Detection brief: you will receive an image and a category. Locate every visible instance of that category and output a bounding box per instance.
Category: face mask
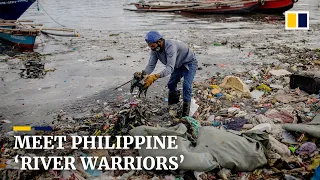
[151,43,161,52]
[155,45,161,52]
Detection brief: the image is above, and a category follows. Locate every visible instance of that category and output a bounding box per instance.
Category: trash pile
[0,51,50,79]
[253,46,320,68]
[0,103,155,179]
[19,60,46,79]
[1,49,320,179]
[173,63,320,179]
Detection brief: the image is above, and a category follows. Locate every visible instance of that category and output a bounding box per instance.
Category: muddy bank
[1,22,320,130]
[0,45,319,179]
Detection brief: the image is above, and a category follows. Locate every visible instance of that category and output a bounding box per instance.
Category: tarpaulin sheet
[129,124,267,172]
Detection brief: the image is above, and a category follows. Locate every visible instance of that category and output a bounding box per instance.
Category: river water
[22,0,320,31]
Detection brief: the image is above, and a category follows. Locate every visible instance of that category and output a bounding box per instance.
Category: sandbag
[129,124,218,172]
[309,114,320,125]
[130,124,267,172]
[283,124,320,138]
[193,127,267,172]
[219,76,251,98]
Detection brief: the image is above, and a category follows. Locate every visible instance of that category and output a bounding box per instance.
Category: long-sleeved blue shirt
[144,39,196,78]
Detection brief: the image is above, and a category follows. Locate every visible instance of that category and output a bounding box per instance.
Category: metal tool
[114,71,149,97]
[114,80,131,91]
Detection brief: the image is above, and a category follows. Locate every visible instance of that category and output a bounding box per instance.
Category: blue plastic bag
[81,153,103,177]
[312,166,320,180]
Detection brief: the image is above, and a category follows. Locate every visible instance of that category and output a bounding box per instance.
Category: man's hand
[143,74,160,89]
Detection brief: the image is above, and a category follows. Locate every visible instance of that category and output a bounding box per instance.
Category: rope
[37,0,66,27]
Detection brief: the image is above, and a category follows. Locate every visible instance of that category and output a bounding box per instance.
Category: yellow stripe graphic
[13,126,31,131]
[287,13,297,28]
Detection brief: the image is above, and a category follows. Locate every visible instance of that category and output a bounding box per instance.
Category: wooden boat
[132,1,200,9]
[205,0,295,13]
[0,30,39,50]
[131,0,261,14]
[0,20,41,50]
[0,20,77,50]
[183,0,260,13]
[254,0,295,14]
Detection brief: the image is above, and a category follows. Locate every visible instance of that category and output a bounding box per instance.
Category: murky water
[22,0,319,31]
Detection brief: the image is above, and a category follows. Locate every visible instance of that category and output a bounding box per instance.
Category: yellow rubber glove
[144,74,160,89]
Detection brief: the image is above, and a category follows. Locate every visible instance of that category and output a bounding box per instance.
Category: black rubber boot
[168,91,180,105]
[182,101,191,117]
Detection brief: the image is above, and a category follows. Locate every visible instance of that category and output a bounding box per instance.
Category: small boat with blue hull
[0,0,36,20]
[0,20,41,50]
[0,20,78,50]
[0,28,38,50]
